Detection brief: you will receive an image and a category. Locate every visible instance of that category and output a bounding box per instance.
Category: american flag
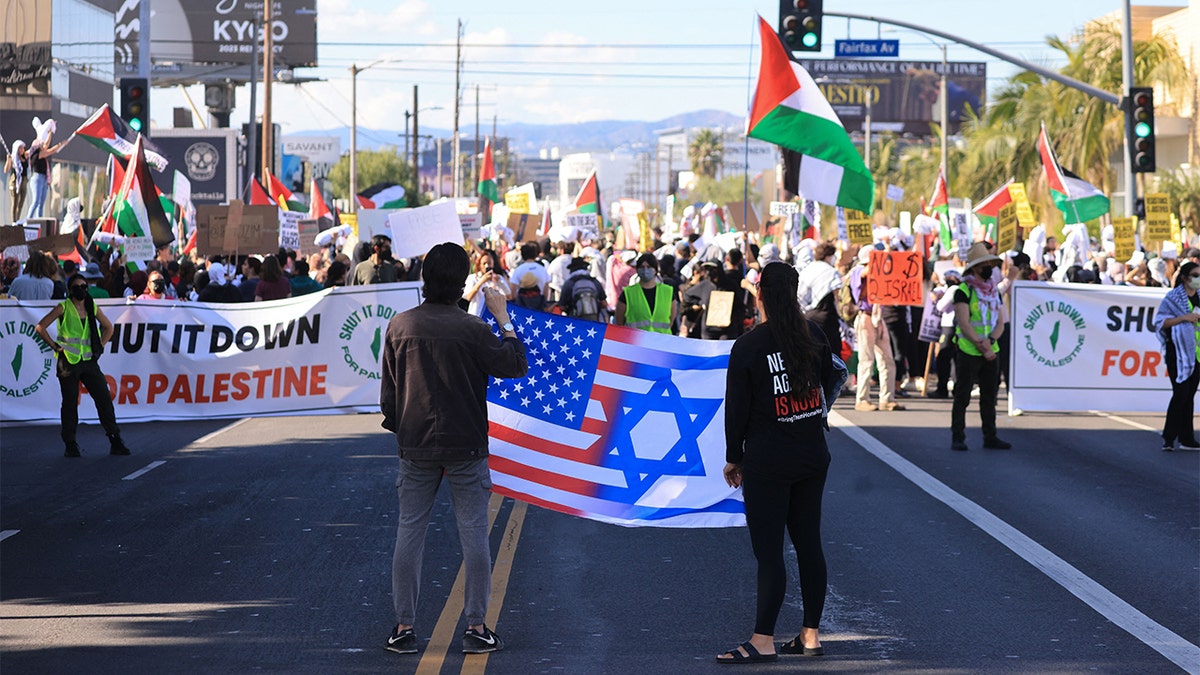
[484,305,744,528]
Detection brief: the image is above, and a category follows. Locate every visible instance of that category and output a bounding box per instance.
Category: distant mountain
[291,109,744,158]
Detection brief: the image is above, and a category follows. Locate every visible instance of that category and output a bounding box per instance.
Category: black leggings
[742,466,828,636]
[1163,341,1199,444]
[59,358,120,445]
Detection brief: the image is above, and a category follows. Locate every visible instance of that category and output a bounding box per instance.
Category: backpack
[569,278,605,322]
[836,282,859,323]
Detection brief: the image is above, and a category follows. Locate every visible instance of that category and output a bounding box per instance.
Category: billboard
[115,0,318,80]
[0,0,51,95]
[148,129,240,205]
[795,59,986,135]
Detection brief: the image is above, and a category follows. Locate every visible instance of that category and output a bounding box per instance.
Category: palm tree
[688,129,724,180]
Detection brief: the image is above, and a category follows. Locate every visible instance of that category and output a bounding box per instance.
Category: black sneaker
[108,435,131,456]
[983,437,1012,450]
[1162,440,1175,452]
[462,625,504,654]
[385,626,417,654]
[951,440,969,452]
[64,442,81,458]
[1179,438,1200,450]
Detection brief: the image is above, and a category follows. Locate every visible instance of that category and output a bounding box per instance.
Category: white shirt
[547,254,572,295]
[509,260,549,295]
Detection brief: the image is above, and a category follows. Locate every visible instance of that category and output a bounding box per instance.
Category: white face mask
[1188,276,1200,290]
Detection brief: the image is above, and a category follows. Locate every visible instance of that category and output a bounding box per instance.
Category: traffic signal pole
[1120,0,1136,217]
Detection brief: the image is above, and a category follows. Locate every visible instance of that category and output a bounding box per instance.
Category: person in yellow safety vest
[35,272,132,458]
[615,253,678,334]
[950,242,1011,452]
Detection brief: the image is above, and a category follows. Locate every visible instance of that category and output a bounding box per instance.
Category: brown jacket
[380,302,527,460]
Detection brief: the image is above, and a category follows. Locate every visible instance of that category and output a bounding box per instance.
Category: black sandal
[717,641,778,664]
[779,636,824,656]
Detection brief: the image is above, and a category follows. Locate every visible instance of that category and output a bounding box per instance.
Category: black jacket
[380,302,528,460]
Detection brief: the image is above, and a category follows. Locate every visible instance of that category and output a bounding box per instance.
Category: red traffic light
[128,86,145,99]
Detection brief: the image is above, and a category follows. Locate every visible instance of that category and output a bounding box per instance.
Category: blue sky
[156,0,1186,140]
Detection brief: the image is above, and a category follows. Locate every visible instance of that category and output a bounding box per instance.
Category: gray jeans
[392,457,493,627]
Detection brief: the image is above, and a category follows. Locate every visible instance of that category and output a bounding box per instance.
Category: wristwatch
[501,322,515,334]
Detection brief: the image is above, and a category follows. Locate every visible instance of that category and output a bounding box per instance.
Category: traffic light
[1127,86,1156,173]
[779,0,823,53]
[120,77,150,134]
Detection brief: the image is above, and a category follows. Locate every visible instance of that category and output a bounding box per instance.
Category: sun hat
[961,242,1002,273]
[81,261,104,279]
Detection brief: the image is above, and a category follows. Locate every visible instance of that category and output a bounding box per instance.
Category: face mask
[70,285,89,300]
[637,268,656,282]
[1188,276,1200,290]
[151,279,166,293]
[978,266,994,281]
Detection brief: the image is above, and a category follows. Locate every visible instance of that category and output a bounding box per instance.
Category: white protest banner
[124,235,156,262]
[769,201,799,216]
[279,211,302,250]
[388,201,464,259]
[459,213,483,240]
[886,184,904,202]
[1009,282,1175,414]
[357,208,405,241]
[172,170,192,210]
[0,284,424,423]
[918,294,942,343]
[566,213,599,234]
[835,207,849,242]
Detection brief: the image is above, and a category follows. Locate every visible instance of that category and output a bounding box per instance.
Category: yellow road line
[415,493,505,675]
[462,500,528,675]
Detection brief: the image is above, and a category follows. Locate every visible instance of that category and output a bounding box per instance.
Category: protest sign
[886,184,904,202]
[1144,193,1171,243]
[566,213,599,232]
[1111,217,1136,262]
[0,226,33,248]
[706,290,734,328]
[866,249,924,306]
[507,213,540,243]
[769,201,799,217]
[835,207,849,242]
[1008,182,1035,230]
[195,205,227,256]
[172,170,192,210]
[725,201,761,233]
[459,213,483,240]
[279,211,302,250]
[846,209,873,245]
[239,205,281,253]
[918,294,943,343]
[505,183,538,214]
[356,209,401,241]
[297,219,321,256]
[997,202,1018,253]
[223,200,244,252]
[123,236,156,262]
[389,201,464,259]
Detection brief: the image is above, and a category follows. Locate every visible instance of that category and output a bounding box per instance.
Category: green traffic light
[802,31,818,48]
[1134,121,1152,138]
[130,118,143,132]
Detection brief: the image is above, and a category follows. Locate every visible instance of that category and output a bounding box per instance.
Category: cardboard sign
[123,235,156,262]
[705,290,734,328]
[224,200,245,253]
[297,219,321,256]
[846,209,873,245]
[866,249,924,306]
[195,204,228,256]
[996,202,1018,253]
[240,205,282,253]
[1008,182,1036,230]
[1111,217,1136,262]
[0,226,29,248]
[886,184,904,202]
[507,213,540,243]
[1144,193,1171,243]
[279,211,302,250]
[388,201,466,259]
[725,201,762,233]
[769,201,799,216]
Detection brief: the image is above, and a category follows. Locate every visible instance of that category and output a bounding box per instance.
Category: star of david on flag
[483,305,744,527]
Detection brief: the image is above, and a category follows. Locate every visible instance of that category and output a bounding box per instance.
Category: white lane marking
[193,418,250,445]
[122,461,166,481]
[829,411,1200,672]
[1089,410,1158,433]
[0,530,19,542]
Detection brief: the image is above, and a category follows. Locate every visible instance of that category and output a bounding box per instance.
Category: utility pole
[452,19,463,198]
[474,84,481,196]
[261,0,274,182]
[412,85,419,192]
[1120,0,1136,217]
[436,137,443,199]
[349,63,359,211]
[864,88,873,170]
[246,15,259,200]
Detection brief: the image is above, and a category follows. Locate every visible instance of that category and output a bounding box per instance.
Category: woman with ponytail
[716,262,847,664]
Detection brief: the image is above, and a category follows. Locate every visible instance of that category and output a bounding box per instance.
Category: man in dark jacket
[379,242,528,657]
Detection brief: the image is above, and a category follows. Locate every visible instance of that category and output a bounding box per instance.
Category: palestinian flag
[266,171,305,211]
[73,104,168,172]
[308,177,333,223]
[477,137,500,203]
[973,178,1015,229]
[111,135,175,251]
[746,15,873,213]
[574,169,600,215]
[1037,123,1110,224]
[357,182,407,210]
[540,201,552,236]
[800,199,820,241]
[249,175,277,206]
[928,169,952,250]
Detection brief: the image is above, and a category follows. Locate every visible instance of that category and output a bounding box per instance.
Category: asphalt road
[2,393,1197,674]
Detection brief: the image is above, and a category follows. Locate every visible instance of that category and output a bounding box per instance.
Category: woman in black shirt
[717,262,845,663]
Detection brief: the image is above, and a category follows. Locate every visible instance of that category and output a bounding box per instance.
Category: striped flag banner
[483,305,744,528]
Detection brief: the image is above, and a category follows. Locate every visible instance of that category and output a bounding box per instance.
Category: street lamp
[349,58,397,212]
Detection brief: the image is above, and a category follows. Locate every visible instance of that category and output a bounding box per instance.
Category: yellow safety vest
[955,283,999,357]
[57,299,95,364]
[623,283,673,334]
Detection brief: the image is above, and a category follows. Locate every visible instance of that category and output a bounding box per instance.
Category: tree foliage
[688,129,724,180]
[328,148,424,207]
[682,175,760,208]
